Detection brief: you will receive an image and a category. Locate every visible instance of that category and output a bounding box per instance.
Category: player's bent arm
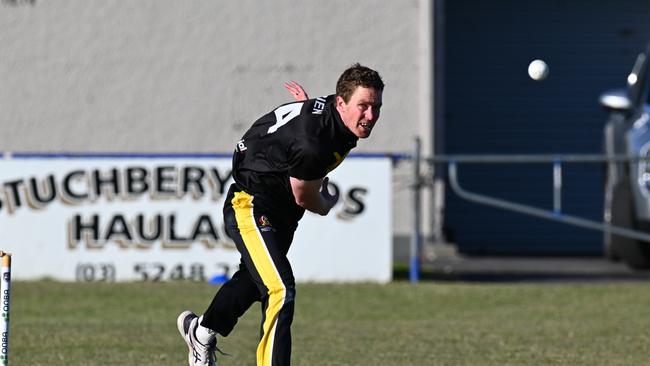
[290,176,338,216]
[283,81,309,101]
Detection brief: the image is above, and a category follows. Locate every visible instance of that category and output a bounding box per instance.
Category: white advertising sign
[0,155,392,283]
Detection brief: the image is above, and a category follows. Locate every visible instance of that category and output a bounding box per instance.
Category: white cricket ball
[528,59,549,81]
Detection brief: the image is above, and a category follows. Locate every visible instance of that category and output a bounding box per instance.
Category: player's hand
[319,177,339,215]
[284,81,309,101]
[289,176,337,216]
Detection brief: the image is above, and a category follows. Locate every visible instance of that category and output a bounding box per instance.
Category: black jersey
[230,95,358,226]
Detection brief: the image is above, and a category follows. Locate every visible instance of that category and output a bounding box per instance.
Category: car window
[636,54,650,107]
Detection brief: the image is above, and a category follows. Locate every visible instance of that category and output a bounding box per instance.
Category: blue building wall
[444,0,650,254]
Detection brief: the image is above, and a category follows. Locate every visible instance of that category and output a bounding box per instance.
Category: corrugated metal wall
[444,0,650,254]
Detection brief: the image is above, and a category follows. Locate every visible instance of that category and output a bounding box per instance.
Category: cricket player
[177,63,384,366]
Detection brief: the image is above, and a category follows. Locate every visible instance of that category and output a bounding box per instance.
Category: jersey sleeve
[288,137,328,181]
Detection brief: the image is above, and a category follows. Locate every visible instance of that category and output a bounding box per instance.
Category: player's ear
[335,95,346,109]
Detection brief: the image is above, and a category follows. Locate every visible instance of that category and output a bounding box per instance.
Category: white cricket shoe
[177,311,218,366]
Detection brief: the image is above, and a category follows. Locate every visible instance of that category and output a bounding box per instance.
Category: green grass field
[10,280,650,365]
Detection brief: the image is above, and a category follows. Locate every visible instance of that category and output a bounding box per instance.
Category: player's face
[336,86,383,139]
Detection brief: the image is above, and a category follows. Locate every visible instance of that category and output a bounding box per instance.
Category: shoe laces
[191,330,230,365]
[215,344,230,357]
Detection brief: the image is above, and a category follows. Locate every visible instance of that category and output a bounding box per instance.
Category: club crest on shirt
[257,215,273,231]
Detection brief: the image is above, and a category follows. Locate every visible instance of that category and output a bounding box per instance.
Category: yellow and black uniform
[201,95,357,366]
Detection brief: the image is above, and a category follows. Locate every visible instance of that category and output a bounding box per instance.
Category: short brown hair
[336,63,384,103]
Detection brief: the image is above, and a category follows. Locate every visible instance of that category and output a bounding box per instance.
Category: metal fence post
[410,137,422,283]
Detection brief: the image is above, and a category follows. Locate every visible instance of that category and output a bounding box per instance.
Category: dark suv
[601,42,650,269]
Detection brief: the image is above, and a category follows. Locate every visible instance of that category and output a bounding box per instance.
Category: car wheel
[609,178,650,269]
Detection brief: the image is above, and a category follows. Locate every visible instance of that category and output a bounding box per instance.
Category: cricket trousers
[201,184,297,366]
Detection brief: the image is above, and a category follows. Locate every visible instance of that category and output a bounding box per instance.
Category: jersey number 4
[267,102,304,134]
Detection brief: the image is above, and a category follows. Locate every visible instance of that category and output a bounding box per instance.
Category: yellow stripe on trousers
[232,191,286,366]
